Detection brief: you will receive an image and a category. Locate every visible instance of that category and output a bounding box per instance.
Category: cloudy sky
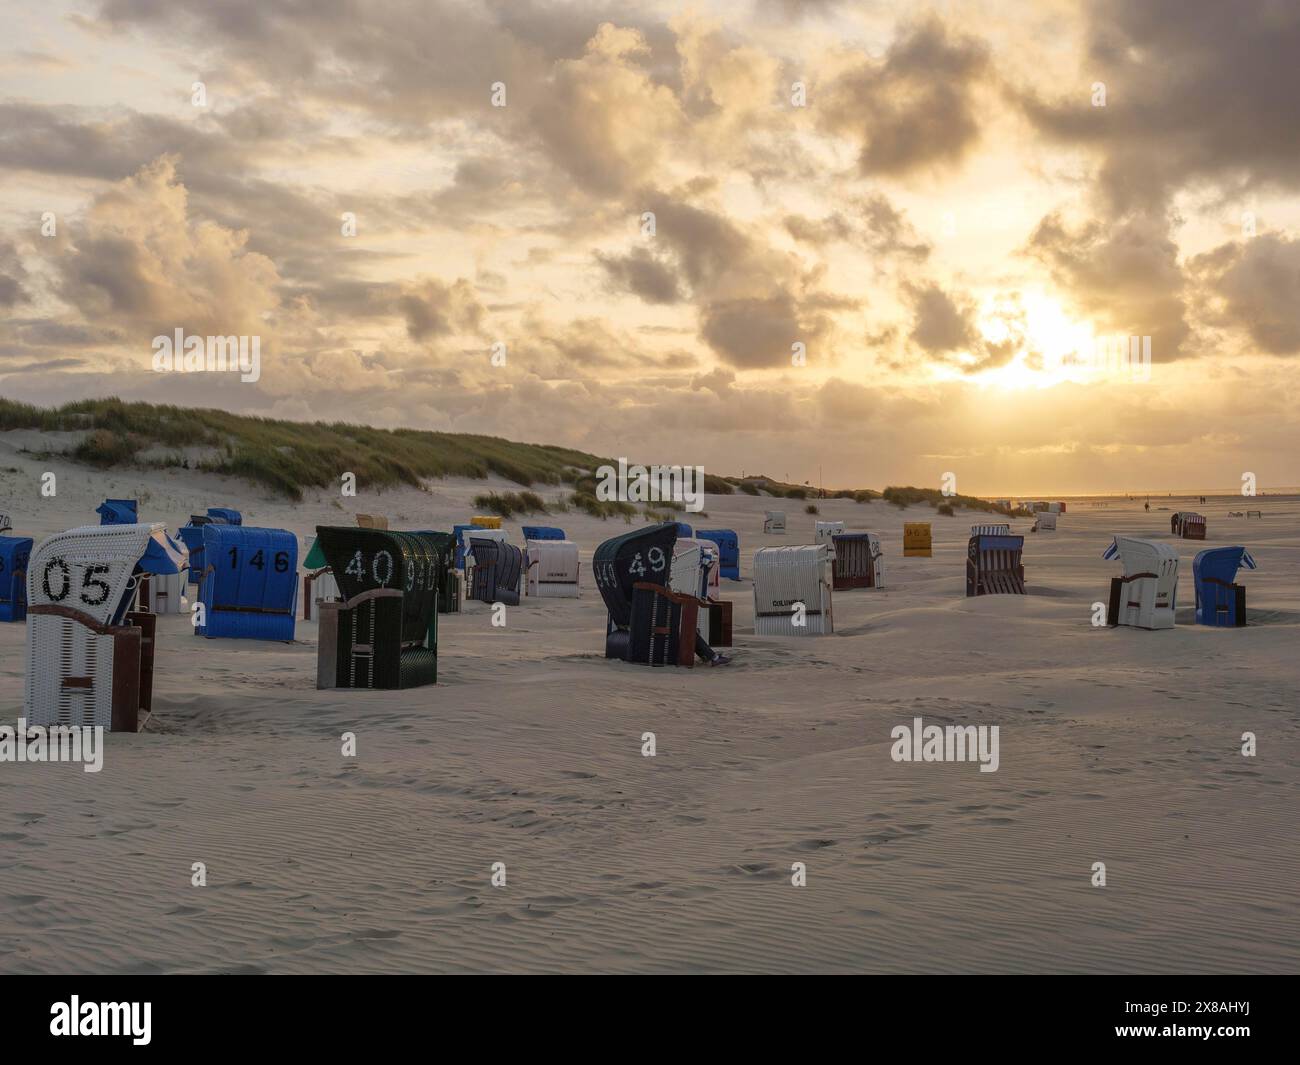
[2,0,1299,494]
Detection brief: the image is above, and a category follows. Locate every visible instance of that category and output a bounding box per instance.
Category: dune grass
[471,491,549,518]
[0,397,612,502]
[0,397,1015,515]
[883,485,1012,515]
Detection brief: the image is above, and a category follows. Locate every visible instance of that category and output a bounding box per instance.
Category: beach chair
[697,539,720,594]
[1193,546,1256,627]
[672,538,728,644]
[0,535,33,622]
[814,521,845,557]
[1102,536,1178,629]
[521,526,566,542]
[440,551,460,612]
[312,527,444,689]
[753,544,833,635]
[763,511,787,534]
[669,537,702,595]
[467,536,523,606]
[96,498,138,526]
[1033,512,1057,532]
[1173,512,1206,540]
[628,583,703,666]
[411,531,459,614]
[903,522,932,557]
[524,539,580,597]
[972,523,1010,536]
[966,534,1026,596]
[197,525,298,640]
[470,515,503,530]
[300,535,342,621]
[136,569,189,614]
[831,532,884,590]
[356,513,389,530]
[697,528,740,580]
[451,524,483,571]
[177,509,240,585]
[595,523,706,666]
[701,597,733,647]
[25,523,184,730]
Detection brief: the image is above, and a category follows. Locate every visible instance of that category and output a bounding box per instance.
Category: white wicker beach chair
[1103,536,1179,630]
[669,538,702,597]
[753,544,833,635]
[25,523,170,730]
[814,521,845,557]
[138,569,189,614]
[524,539,581,598]
[763,511,787,534]
[868,532,886,588]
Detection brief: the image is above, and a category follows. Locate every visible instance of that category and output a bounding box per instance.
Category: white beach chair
[669,538,702,597]
[814,521,845,557]
[763,511,787,534]
[1103,536,1179,629]
[753,544,833,635]
[137,569,189,614]
[25,523,181,730]
[525,539,581,597]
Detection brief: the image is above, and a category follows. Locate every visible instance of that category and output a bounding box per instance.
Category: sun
[973,290,1096,390]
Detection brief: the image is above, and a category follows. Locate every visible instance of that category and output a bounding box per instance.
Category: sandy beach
[2,438,1297,974]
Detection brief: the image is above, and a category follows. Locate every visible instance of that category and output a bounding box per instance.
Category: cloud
[784,194,930,262]
[906,283,976,355]
[701,294,828,369]
[1021,0,1300,212]
[1194,233,1300,355]
[1025,210,1190,358]
[819,16,991,177]
[595,247,682,304]
[630,191,850,367]
[54,156,281,341]
[0,241,30,308]
[398,278,485,342]
[530,23,685,195]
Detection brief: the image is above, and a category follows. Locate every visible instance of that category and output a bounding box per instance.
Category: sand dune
[1,438,1298,973]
